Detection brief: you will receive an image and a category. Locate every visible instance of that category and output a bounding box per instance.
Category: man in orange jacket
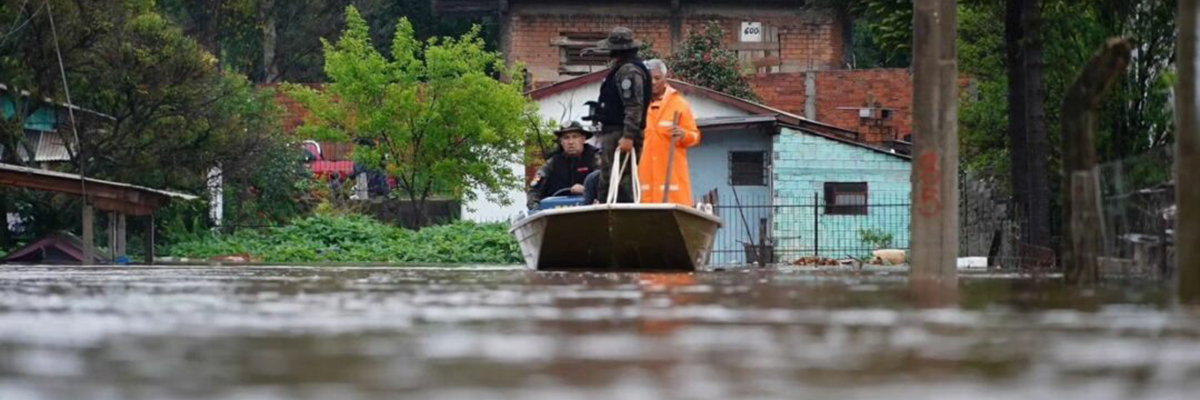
[638,59,700,206]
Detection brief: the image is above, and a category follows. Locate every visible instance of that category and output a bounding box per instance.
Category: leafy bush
[163,214,521,264]
[641,21,759,102]
[858,228,894,250]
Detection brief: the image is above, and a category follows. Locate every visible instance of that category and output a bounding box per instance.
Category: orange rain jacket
[638,86,700,206]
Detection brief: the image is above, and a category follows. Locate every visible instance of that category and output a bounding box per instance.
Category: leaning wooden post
[910,0,959,285]
[1178,0,1200,302]
[1060,38,1131,284]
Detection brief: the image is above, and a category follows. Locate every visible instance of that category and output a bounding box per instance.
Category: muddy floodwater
[1,265,1199,399]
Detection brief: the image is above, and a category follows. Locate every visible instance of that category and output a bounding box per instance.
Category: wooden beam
[729,42,782,52]
[1178,0,1200,302]
[0,169,170,215]
[910,0,959,283]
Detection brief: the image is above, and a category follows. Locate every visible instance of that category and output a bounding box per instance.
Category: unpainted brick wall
[750,69,913,144]
[509,12,844,84]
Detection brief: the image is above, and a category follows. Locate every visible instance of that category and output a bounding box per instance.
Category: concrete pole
[145,213,156,265]
[81,204,94,265]
[117,213,126,259]
[910,0,959,284]
[1178,0,1200,302]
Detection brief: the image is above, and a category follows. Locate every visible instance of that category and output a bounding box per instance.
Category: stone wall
[958,172,1021,267]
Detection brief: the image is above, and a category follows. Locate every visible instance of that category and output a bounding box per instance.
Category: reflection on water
[0,265,1198,399]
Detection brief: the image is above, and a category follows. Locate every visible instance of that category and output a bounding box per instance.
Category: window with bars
[729,151,766,186]
[824,182,869,215]
[553,32,609,76]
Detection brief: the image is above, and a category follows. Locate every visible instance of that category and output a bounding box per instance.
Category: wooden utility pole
[1061,38,1131,284]
[910,0,959,283]
[1178,0,1200,302]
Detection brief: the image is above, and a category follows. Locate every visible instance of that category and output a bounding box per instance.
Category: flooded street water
[1,265,1199,399]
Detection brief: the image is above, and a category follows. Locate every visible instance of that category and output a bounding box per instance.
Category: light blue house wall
[772,127,911,260]
[689,127,773,265]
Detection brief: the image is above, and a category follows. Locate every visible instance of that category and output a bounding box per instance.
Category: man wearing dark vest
[527,122,602,210]
[585,27,653,203]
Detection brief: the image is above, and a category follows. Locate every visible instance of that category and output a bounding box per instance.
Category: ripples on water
[0,265,1198,400]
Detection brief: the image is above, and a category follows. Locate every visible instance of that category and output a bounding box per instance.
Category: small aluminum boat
[510,203,722,271]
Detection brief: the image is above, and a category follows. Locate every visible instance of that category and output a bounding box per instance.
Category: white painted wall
[462,81,753,222]
[463,82,603,223]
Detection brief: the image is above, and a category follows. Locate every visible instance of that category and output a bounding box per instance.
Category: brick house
[436,0,913,145]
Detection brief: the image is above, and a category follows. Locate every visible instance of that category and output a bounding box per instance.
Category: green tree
[812,0,912,68]
[0,0,304,244]
[286,6,530,225]
[156,0,498,83]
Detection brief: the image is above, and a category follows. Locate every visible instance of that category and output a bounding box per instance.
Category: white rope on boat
[605,147,640,204]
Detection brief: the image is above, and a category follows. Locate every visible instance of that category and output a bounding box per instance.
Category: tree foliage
[812,0,912,68]
[286,6,530,225]
[960,0,1177,182]
[156,0,499,83]
[0,0,305,245]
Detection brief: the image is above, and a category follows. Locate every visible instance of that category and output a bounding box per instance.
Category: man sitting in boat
[527,122,602,210]
[638,59,700,206]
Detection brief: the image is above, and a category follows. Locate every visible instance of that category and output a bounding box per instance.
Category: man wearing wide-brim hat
[527,122,602,210]
[583,27,653,204]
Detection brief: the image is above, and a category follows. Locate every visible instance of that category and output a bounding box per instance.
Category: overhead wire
[0,0,40,48]
[45,0,88,200]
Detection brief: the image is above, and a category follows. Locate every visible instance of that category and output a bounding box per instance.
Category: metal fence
[708,192,911,265]
[1097,146,1175,276]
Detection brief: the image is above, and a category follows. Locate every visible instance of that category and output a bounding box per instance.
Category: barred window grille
[824,182,868,215]
[729,151,766,186]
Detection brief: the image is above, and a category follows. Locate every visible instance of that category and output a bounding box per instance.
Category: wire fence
[1097,146,1175,277]
[709,191,911,265]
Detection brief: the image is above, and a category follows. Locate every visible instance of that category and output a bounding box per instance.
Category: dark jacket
[597,58,653,141]
[527,144,602,209]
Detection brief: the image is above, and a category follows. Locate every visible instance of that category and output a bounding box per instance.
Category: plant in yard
[286,6,532,226]
[163,214,522,264]
[858,228,894,250]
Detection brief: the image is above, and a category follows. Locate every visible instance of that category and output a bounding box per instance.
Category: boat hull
[510,204,722,271]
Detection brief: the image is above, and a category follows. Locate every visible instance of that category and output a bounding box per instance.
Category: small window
[729,151,766,186]
[824,182,868,215]
[554,32,609,76]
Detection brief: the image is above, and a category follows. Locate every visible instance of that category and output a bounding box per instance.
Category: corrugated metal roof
[696,115,779,128]
[34,131,72,162]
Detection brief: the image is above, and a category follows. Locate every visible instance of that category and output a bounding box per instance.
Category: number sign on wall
[740,22,763,42]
